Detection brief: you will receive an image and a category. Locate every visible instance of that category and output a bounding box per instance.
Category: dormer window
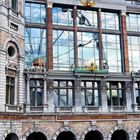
[11,0,18,11]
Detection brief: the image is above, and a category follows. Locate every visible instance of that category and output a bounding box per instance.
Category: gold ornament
[80,0,96,7]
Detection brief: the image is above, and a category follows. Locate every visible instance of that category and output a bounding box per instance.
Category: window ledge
[56,106,74,112]
[109,106,126,112]
[30,106,43,112]
[83,106,100,113]
[5,104,21,112]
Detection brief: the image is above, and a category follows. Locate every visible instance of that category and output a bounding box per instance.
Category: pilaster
[121,11,129,73]
[47,3,53,71]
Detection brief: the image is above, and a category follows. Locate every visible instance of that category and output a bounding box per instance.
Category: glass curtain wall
[25,2,46,69]
[127,13,140,72]
[101,12,121,72]
[53,7,74,71]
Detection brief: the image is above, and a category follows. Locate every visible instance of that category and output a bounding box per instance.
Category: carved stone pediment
[5,62,19,72]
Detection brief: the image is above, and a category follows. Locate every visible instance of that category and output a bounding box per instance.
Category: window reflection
[102,12,119,30]
[78,32,99,68]
[25,28,46,68]
[102,34,121,72]
[81,81,100,106]
[128,36,140,71]
[127,13,140,32]
[25,2,46,24]
[54,81,74,107]
[53,7,73,26]
[77,9,98,28]
[53,30,74,71]
[135,82,140,106]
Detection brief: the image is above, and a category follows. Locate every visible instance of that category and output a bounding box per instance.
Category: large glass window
[77,9,98,28]
[53,7,73,26]
[107,82,125,106]
[128,36,140,72]
[25,2,46,24]
[53,30,74,71]
[127,13,140,32]
[25,28,46,68]
[81,81,100,106]
[102,12,119,30]
[6,77,15,105]
[30,80,43,106]
[78,32,99,68]
[54,81,74,107]
[102,34,121,72]
[135,83,140,106]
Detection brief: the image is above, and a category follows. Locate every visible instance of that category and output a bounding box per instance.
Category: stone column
[43,75,48,113]
[18,56,25,111]
[47,80,54,112]
[131,73,137,111]
[47,2,53,71]
[75,79,82,112]
[26,74,30,112]
[101,80,108,112]
[125,82,132,112]
[121,11,129,73]
[0,48,7,112]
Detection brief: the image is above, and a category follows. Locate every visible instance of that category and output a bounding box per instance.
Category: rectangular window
[102,34,121,72]
[81,81,100,106]
[53,30,74,71]
[102,12,119,30]
[135,83,140,106]
[11,0,18,11]
[6,77,15,105]
[54,81,74,107]
[30,80,44,106]
[128,36,140,72]
[107,82,125,106]
[25,2,46,24]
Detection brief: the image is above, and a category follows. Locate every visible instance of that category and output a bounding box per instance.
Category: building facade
[0,0,140,139]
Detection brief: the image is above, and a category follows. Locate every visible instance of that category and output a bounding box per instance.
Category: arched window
[11,0,18,11]
[56,131,76,140]
[5,133,19,140]
[84,130,103,140]
[27,132,47,140]
[111,130,129,140]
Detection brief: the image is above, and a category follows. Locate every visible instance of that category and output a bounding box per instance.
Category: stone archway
[84,130,103,140]
[107,126,130,140]
[136,130,140,140]
[52,127,80,140]
[5,133,19,140]
[81,126,105,140]
[27,132,47,140]
[111,130,129,140]
[23,128,50,140]
[56,131,76,140]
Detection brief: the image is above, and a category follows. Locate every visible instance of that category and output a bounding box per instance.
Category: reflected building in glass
[0,0,140,140]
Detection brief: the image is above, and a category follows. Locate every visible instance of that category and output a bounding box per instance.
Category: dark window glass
[6,77,15,105]
[81,81,100,106]
[135,83,140,106]
[30,80,43,106]
[107,82,125,106]
[11,0,18,11]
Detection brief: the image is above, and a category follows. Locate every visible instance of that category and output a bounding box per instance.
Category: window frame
[6,76,15,105]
